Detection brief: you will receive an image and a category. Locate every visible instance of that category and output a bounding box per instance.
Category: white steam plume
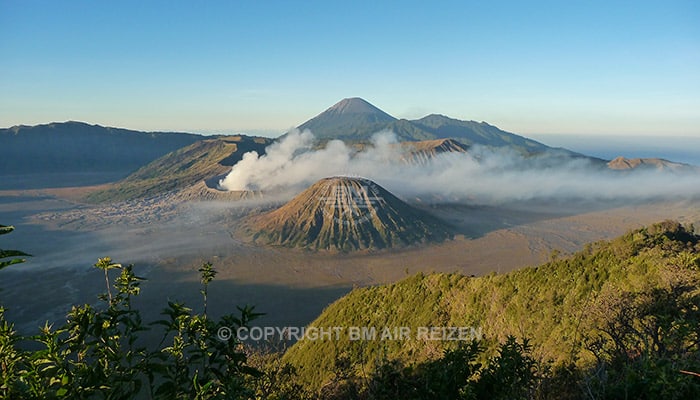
[218,129,700,204]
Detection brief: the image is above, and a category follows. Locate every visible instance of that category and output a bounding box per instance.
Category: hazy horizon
[530,133,700,166]
[4,117,699,166]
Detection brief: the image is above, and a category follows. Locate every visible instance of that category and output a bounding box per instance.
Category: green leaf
[94,256,122,270]
[0,258,27,270]
[0,249,31,258]
[0,225,32,269]
[0,225,15,235]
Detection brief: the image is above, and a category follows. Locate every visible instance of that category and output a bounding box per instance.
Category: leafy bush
[583,269,700,399]
[283,221,700,398]
[0,225,31,270]
[0,256,261,399]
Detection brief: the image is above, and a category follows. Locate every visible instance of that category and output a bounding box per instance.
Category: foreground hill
[0,121,201,188]
[85,136,271,202]
[283,220,700,390]
[245,176,451,251]
[297,97,553,153]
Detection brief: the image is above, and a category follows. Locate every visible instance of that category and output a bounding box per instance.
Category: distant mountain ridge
[0,121,202,188]
[4,102,696,195]
[297,97,551,153]
[607,156,699,173]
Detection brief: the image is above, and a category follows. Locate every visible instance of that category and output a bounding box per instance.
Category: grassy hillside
[283,220,700,390]
[85,136,271,202]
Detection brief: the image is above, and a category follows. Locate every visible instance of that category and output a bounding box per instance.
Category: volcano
[294,97,553,153]
[246,177,451,251]
[296,97,400,141]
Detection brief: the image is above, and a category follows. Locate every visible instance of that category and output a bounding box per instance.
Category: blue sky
[1,0,698,137]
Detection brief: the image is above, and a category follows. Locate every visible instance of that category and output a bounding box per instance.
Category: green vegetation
[307,336,541,400]
[2,221,700,398]
[0,259,262,399]
[1,229,262,399]
[0,225,31,270]
[283,220,700,397]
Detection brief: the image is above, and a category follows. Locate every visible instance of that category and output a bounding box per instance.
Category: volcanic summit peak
[324,98,396,118]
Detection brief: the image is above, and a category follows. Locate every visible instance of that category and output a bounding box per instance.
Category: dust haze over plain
[9,128,700,274]
[4,129,700,335]
[218,129,700,205]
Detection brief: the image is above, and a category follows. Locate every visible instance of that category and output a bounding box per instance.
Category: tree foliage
[0,225,31,270]
[0,256,261,399]
[283,220,700,398]
[2,221,700,399]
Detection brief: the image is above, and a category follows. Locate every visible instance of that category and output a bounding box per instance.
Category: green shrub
[0,257,261,399]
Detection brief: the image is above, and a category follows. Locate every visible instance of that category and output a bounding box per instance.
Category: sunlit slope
[607,156,700,172]
[85,136,271,202]
[283,221,700,388]
[245,176,452,251]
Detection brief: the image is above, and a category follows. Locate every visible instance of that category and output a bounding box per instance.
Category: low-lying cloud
[218,129,700,205]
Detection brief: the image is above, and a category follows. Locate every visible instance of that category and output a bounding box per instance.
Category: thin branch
[680,370,700,378]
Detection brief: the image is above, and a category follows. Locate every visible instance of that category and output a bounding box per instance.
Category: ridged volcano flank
[401,138,470,164]
[606,156,698,173]
[248,177,450,251]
